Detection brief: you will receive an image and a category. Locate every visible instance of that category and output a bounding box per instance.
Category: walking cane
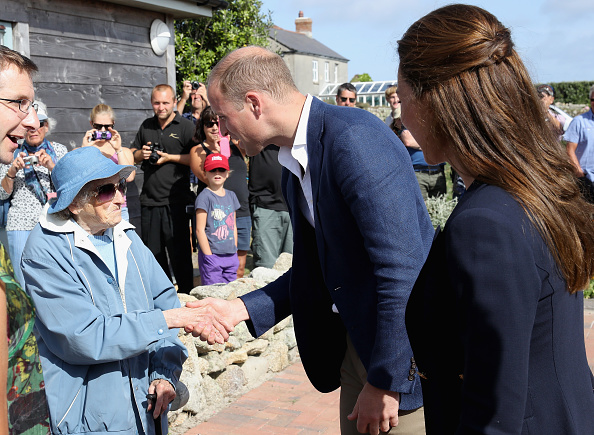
[146,393,162,435]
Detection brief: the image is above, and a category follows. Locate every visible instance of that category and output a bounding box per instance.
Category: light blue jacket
[21,206,188,434]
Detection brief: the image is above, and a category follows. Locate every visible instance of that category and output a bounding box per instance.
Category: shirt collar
[278,94,313,175]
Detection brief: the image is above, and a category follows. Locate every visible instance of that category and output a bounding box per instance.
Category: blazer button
[408,375,415,381]
[409,369,416,376]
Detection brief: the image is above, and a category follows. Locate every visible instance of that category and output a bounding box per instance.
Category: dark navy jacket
[406,181,594,433]
[241,97,434,410]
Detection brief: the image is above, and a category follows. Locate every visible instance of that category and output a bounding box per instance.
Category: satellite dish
[150,19,171,56]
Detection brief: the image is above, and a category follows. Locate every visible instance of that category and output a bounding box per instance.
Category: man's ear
[68,203,81,216]
[245,92,262,118]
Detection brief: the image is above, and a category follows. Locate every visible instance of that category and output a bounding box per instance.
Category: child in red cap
[195,153,240,284]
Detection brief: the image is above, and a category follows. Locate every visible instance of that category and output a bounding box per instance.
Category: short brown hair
[0,45,38,77]
[207,46,298,109]
[398,4,594,292]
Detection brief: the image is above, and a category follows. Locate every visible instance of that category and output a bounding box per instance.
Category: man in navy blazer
[190,46,434,435]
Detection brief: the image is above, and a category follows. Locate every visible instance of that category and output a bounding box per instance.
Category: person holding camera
[176,80,209,124]
[0,101,67,286]
[131,84,195,293]
[81,103,135,220]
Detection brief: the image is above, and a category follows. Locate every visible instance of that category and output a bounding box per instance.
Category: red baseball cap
[204,153,229,172]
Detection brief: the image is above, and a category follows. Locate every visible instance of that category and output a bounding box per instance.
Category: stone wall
[167,253,298,434]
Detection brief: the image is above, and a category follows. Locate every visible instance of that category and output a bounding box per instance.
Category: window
[324,62,329,82]
[0,22,13,48]
[312,60,318,82]
[334,64,338,83]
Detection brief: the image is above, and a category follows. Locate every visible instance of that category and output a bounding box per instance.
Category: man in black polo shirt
[131,84,195,293]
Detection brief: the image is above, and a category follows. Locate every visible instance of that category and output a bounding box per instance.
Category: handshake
[163,297,250,344]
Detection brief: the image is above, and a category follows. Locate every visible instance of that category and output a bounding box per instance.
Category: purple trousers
[198,251,239,285]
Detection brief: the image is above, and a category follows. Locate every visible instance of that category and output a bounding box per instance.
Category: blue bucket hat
[48,146,136,214]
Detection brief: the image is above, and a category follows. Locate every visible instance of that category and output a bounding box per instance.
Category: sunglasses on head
[340,97,356,103]
[93,123,114,130]
[92,178,127,204]
[208,167,227,173]
[205,120,218,128]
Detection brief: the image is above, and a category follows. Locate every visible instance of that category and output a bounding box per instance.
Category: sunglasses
[92,178,127,204]
[340,97,356,103]
[208,167,227,173]
[38,120,48,128]
[93,123,114,130]
[205,120,218,128]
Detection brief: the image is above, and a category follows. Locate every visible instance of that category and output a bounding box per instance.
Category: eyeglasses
[92,178,127,204]
[208,168,227,173]
[340,97,356,103]
[92,123,114,130]
[0,98,35,115]
[205,121,218,128]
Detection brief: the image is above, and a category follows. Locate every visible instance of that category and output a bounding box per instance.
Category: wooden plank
[0,1,30,22]
[32,56,167,87]
[27,8,153,46]
[28,0,161,29]
[35,83,154,110]
[29,34,162,68]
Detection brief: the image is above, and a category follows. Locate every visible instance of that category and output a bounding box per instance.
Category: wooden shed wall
[1,0,173,149]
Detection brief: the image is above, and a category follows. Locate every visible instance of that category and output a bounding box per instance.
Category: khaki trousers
[339,335,426,435]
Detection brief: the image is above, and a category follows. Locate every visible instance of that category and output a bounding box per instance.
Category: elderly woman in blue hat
[20,147,232,435]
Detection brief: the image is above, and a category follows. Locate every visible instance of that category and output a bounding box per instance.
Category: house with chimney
[268,11,349,97]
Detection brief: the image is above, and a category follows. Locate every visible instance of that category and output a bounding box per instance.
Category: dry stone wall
[167,253,297,434]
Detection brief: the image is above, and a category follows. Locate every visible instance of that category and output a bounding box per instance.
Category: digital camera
[149,143,163,165]
[91,131,112,141]
[23,155,38,166]
[191,81,201,90]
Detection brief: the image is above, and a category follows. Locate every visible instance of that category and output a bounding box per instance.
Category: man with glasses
[0,45,50,434]
[563,84,594,202]
[131,84,196,293]
[335,82,357,107]
[0,101,67,286]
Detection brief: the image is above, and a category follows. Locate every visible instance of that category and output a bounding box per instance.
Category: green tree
[350,73,372,82]
[175,0,272,90]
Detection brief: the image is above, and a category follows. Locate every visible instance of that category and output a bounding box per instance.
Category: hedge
[536,81,594,105]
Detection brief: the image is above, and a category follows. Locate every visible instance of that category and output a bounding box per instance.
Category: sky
[259,0,594,84]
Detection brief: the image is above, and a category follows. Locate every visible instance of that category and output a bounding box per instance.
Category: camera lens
[192,81,200,90]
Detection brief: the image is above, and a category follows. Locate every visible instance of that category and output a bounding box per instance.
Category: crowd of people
[1,3,594,435]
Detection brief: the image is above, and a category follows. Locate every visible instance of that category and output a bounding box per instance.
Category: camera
[23,155,38,166]
[149,142,163,165]
[91,131,112,141]
[191,81,201,90]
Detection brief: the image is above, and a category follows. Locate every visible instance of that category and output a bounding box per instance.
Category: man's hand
[147,378,176,419]
[185,298,250,337]
[347,382,400,435]
[162,305,235,344]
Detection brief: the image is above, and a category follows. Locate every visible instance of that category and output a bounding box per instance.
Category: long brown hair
[398,4,594,292]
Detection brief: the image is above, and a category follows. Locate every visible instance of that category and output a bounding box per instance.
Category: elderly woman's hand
[147,379,176,419]
[162,305,235,344]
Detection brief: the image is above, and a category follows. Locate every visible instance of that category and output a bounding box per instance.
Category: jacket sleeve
[134,233,188,387]
[446,207,541,433]
[22,236,184,368]
[329,121,434,394]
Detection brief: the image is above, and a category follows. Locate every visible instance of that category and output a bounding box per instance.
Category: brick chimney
[295,11,312,38]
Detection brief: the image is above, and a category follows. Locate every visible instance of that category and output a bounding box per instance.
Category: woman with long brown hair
[400,4,594,434]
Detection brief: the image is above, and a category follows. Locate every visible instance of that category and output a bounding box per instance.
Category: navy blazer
[406,181,594,433]
[241,97,434,410]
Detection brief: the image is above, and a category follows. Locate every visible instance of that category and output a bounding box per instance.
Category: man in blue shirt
[563,84,594,201]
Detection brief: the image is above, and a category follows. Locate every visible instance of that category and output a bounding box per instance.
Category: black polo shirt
[132,113,195,206]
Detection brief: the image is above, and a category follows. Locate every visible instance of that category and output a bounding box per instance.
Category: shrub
[584,279,594,299]
[425,195,458,229]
